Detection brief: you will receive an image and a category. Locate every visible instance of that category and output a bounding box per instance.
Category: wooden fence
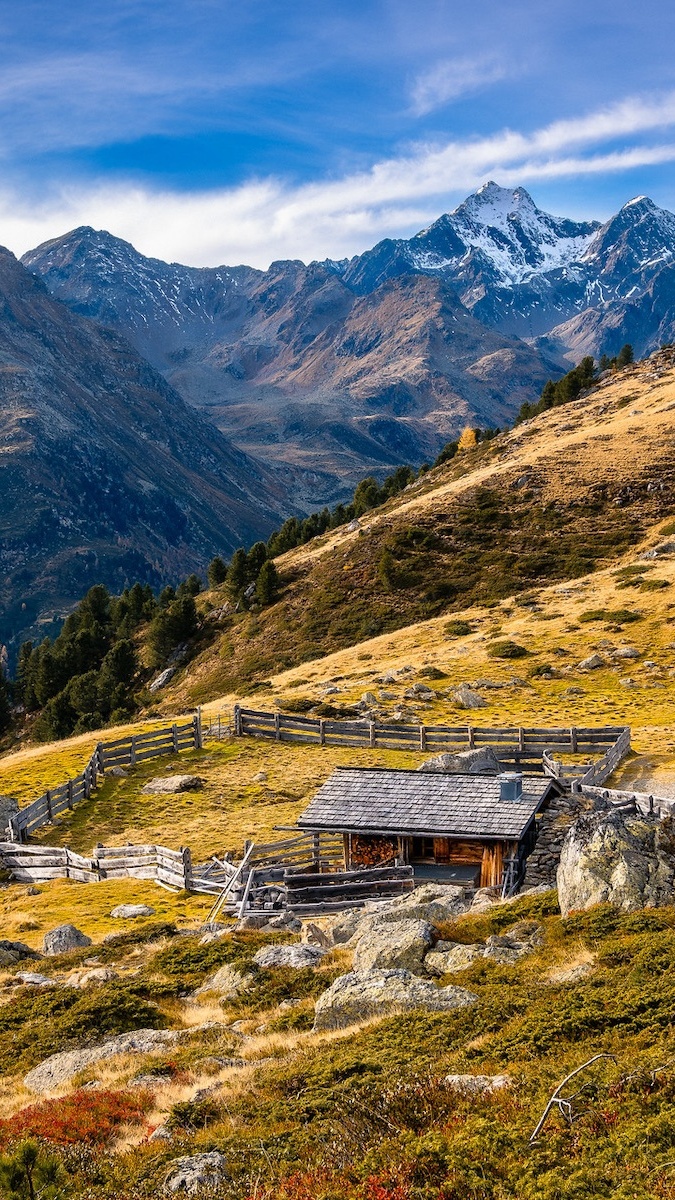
[233,706,630,783]
[4,715,203,843]
[0,841,194,890]
[581,783,675,819]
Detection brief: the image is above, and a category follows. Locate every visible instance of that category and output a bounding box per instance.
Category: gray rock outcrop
[43,925,92,956]
[352,919,435,974]
[142,775,203,794]
[24,1026,211,1093]
[453,685,488,710]
[0,939,41,966]
[425,921,543,975]
[66,967,119,989]
[313,969,477,1031]
[253,943,326,970]
[110,904,155,919]
[419,747,501,774]
[193,964,254,999]
[164,1152,228,1194]
[426,942,485,975]
[557,809,675,916]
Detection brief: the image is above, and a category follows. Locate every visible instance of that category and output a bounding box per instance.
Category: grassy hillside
[3,893,675,1197]
[155,348,675,714]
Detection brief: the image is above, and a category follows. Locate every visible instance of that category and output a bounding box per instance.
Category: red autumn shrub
[0,1089,153,1148]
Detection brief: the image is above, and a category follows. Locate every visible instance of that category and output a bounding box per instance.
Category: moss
[486,639,529,659]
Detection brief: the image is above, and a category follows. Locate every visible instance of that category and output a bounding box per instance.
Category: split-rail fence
[5,714,203,843]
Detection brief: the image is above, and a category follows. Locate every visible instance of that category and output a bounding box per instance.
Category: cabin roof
[297,767,556,841]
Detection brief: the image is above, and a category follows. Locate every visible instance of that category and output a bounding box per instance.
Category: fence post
[45,790,53,823]
[319,718,326,746]
[233,704,242,736]
[172,723,179,753]
[570,726,578,753]
[181,846,193,891]
[130,736,137,767]
[419,725,427,752]
[66,780,73,811]
[274,712,281,741]
[467,725,475,749]
[96,743,105,775]
[313,832,320,868]
[518,727,525,753]
[369,721,376,748]
[195,708,203,750]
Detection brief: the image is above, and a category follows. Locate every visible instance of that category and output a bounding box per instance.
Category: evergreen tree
[0,667,11,733]
[255,560,280,605]
[177,573,202,598]
[246,541,268,580]
[353,477,381,516]
[207,556,228,587]
[617,343,634,367]
[226,548,248,598]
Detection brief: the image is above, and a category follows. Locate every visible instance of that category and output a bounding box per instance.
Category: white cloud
[410,55,509,116]
[3,90,675,267]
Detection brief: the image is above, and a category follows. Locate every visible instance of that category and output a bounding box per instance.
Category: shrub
[578,608,642,624]
[486,640,528,659]
[445,620,473,638]
[0,1089,153,1149]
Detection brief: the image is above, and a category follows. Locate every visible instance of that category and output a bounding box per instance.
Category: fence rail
[4,714,203,843]
[233,706,630,782]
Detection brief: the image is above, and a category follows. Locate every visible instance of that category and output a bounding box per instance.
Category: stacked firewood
[351,835,397,867]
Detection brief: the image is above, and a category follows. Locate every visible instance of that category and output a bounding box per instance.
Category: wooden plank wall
[4,714,203,843]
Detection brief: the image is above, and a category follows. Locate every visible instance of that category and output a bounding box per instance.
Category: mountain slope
[0,246,289,650]
[21,220,566,491]
[152,347,675,709]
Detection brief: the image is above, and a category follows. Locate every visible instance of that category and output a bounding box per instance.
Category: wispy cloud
[3,90,675,267]
[410,55,509,116]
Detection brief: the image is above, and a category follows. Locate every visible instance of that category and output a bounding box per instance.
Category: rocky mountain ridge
[22,183,675,494]
[0,245,289,651]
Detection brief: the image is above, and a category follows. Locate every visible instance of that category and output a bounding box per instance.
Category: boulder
[194,964,254,999]
[557,809,675,916]
[15,972,55,988]
[379,883,469,925]
[148,667,176,693]
[453,685,488,710]
[352,919,435,974]
[578,654,605,670]
[108,767,128,778]
[164,1152,228,1195]
[330,909,366,944]
[24,1026,214,1093]
[142,775,203,794]
[361,691,378,705]
[110,904,155,919]
[419,747,501,775]
[253,943,326,970]
[469,887,502,912]
[0,939,41,966]
[67,967,119,989]
[445,1073,511,1095]
[301,921,333,948]
[425,942,485,975]
[612,646,640,660]
[314,969,477,1031]
[43,925,92,956]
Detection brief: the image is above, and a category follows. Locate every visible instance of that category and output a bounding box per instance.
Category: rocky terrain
[0,247,289,650]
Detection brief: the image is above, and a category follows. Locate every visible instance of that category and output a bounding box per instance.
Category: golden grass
[0,878,212,950]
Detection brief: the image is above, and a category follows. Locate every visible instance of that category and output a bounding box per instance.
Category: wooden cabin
[297,767,559,890]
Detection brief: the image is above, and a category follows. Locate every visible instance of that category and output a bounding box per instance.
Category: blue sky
[3,0,675,265]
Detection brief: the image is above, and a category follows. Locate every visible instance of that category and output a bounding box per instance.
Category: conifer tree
[207,556,228,587]
[255,560,279,605]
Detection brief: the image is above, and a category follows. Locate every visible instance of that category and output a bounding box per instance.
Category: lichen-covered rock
[163,1151,228,1194]
[419,747,501,775]
[142,775,203,794]
[253,943,326,970]
[375,883,469,926]
[110,904,155,919]
[453,684,488,710]
[0,939,40,966]
[194,963,254,999]
[445,1073,511,1095]
[425,942,485,975]
[353,919,435,974]
[15,972,55,987]
[67,967,119,989]
[43,925,92,956]
[24,1026,212,1093]
[313,969,477,1031]
[557,809,675,916]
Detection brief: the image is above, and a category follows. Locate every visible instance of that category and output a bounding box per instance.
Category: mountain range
[21,183,675,498]
[5,180,675,649]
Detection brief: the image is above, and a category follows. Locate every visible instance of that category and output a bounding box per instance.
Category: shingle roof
[298,768,554,841]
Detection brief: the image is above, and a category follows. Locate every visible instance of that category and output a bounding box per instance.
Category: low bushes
[0,1089,153,1149]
